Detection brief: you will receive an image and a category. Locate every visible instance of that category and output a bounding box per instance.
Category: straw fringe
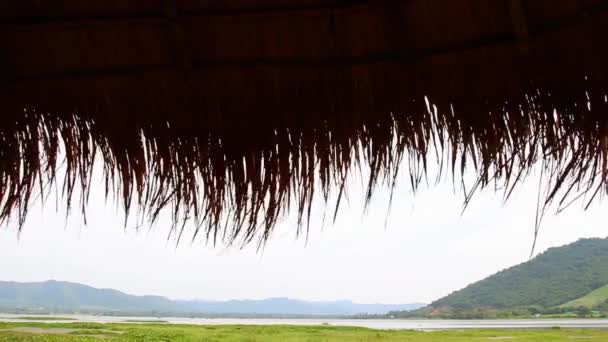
[2,87,608,246]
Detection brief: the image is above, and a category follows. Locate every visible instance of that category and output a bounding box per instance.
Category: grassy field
[561,284,608,308]
[0,322,607,341]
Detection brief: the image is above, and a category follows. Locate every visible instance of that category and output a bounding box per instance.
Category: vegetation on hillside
[434,238,608,309]
[560,284,608,310]
[391,238,608,318]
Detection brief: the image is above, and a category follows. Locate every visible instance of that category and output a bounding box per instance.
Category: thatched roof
[2,1,608,244]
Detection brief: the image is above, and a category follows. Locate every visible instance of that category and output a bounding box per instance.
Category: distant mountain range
[391,238,608,318]
[0,280,423,317]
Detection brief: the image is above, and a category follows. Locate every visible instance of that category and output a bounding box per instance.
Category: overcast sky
[0,164,606,305]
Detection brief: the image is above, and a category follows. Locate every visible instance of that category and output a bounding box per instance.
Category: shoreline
[3,315,608,331]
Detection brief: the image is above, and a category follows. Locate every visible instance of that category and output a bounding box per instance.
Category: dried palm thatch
[2,0,608,245]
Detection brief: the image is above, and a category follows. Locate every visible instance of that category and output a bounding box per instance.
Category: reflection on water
[3,314,608,331]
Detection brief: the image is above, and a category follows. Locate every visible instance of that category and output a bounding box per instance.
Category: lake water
[2,315,608,330]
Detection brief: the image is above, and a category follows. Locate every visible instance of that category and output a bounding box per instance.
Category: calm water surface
[2,315,608,331]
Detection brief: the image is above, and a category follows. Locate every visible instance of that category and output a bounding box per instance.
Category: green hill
[429,238,608,310]
[560,284,608,309]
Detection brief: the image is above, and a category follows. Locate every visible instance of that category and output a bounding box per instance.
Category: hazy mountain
[0,281,177,313]
[179,297,423,316]
[0,280,423,316]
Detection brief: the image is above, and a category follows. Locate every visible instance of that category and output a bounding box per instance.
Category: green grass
[68,330,121,335]
[122,320,168,323]
[14,317,76,321]
[0,322,607,341]
[561,284,608,308]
